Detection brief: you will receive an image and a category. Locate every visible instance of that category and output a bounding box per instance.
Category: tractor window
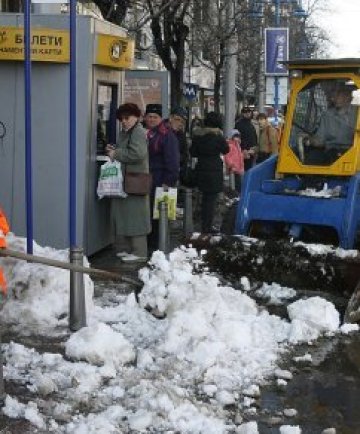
[289,79,359,166]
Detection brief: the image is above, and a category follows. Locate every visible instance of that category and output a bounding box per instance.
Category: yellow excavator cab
[277,59,360,176]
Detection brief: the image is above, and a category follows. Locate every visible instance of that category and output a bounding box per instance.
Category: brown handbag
[123,126,152,195]
[124,171,152,195]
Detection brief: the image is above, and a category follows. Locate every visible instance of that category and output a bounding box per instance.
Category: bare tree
[146,0,191,108]
[90,0,330,111]
[91,0,191,108]
[191,0,248,112]
[91,0,131,25]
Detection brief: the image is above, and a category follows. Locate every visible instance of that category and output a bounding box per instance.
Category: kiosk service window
[96,83,118,155]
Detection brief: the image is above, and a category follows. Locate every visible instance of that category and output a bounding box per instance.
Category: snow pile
[255,282,296,305]
[65,322,136,368]
[340,322,359,334]
[279,426,301,434]
[0,241,349,433]
[0,233,94,329]
[65,406,128,434]
[294,241,358,258]
[2,396,46,430]
[138,249,340,397]
[237,421,259,433]
[287,296,340,343]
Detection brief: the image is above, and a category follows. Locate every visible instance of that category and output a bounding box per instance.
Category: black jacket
[190,127,229,193]
[235,117,258,150]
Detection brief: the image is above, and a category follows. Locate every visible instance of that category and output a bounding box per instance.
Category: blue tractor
[236,59,360,249]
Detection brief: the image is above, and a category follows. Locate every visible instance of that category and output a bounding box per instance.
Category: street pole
[258,22,265,113]
[69,0,86,331]
[224,0,237,137]
[274,0,280,125]
[24,0,33,254]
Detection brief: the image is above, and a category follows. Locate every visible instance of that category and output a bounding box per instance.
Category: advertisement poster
[124,77,162,113]
[265,28,289,76]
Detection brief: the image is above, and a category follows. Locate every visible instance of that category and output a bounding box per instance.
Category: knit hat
[171,106,187,120]
[241,106,251,113]
[230,128,241,138]
[145,103,162,117]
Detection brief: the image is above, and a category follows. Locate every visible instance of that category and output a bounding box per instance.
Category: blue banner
[265,28,289,76]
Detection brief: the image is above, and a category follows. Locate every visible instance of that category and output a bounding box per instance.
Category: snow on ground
[255,282,296,305]
[294,241,358,258]
[0,233,94,331]
[0,236,357,433]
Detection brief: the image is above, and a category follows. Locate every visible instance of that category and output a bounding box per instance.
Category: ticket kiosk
[0,13,134,255]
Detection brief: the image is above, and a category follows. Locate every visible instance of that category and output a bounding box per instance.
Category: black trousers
[244,156,255,171]
[147,219,159,253]
[201,192,218,233]
[147,193,158,252]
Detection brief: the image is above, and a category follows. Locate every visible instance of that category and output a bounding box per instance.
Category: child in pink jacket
[224,129,244,191]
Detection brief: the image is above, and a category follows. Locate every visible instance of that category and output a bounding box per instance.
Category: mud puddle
[254,334,360,433]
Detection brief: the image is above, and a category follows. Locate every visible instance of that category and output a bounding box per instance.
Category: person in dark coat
[165,106,189,187]
[190,112,229,234]
[145,104,180,193]
[144,103,180,251]
[170,106,189,175]
[235,106,258,171]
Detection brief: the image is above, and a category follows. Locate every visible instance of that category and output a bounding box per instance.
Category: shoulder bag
[124,170,152,196]
[123,128,152,196]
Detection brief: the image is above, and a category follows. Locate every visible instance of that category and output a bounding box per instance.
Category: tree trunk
[170,68,183,109]
[214,66,222,113]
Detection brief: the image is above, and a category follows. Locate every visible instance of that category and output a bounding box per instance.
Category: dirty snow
[298,183,341,198]
[294,241,358,258]
[0,235,357,433]
[255,282,296,305]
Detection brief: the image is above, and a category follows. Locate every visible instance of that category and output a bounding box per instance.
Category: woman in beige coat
[256,113,279,164]
[106,103,151,262]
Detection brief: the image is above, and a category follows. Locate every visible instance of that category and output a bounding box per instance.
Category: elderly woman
[106,103,151,262]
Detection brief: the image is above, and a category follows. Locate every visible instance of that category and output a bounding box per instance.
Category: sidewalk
[88,188,237,277]
[88,214,186,278]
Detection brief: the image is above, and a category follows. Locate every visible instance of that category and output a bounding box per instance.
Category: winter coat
[224,139,244,175]
[111,122,151,237]
[164,119,189,171]
[235,117,258,150]
[147,121,180,195]
[190,127,229,193]
[258,123,279,155]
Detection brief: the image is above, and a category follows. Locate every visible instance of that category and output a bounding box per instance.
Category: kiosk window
[96,83,117,154]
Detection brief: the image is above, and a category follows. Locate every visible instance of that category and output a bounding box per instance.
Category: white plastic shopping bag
[153,187,177,220]
[97,160,127,199]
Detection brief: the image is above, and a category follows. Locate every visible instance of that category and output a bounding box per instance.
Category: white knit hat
[229,129,240,138]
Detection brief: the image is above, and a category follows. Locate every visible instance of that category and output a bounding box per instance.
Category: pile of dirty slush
[192,235,360,296]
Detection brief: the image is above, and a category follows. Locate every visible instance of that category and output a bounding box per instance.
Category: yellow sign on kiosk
[96,34,134,69]
[0,27,70,63]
